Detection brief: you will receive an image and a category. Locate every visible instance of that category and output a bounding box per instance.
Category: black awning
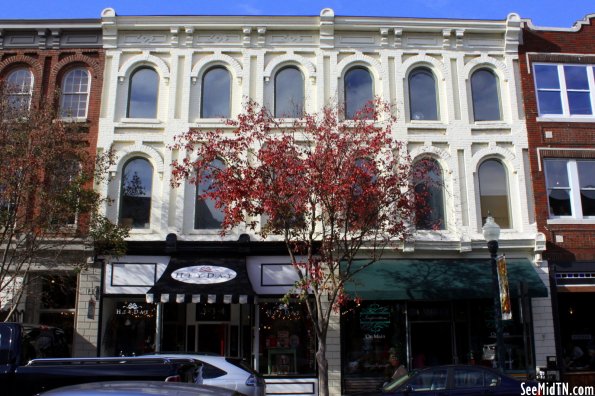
[146,257,255,304]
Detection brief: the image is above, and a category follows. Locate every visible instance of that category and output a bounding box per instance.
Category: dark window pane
[534,65,560,89]
[409,68,438,121]
[345,67,373,119]
[119,158,153,228]
[128,68,159,118]
[275,67,304,118]
[471,69,501,121]
[579,161,595,216]
[537,91,563,115]
[478,159,510,228]
[201,67,231,118]
[195,158,225,229]
[580,191,595,216]
[415,159,445,230]
[564,66,589,90]
[545,160,570,188]
[548,189,572,216]
[567,92,592,115]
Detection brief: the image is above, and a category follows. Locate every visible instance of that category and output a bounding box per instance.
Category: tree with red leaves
[171,99,424,396]
[0,86,127,322]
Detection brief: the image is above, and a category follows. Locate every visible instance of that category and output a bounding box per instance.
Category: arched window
[195,158,225,230]
[344,67,373,119]
[274,66,304,118]
[471,68,501,121]
[60,68,90,118]
[414,159,445,230]
[201,67,231,118]
[127,67,159,118]
[409,68,438,121]
[478,159,510,228]
[6,68,33,112]
[119,158,153,229]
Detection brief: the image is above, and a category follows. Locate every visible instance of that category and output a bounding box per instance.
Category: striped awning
[146,257,255,304]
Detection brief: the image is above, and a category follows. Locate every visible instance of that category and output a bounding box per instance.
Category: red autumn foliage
[171,99,430,396]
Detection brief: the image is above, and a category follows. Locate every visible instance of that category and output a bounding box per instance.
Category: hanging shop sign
[172,265,237,284]
[497,255,512,321]
[116,302,155,317]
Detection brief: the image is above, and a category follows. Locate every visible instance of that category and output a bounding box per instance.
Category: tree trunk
[317,337,329,396]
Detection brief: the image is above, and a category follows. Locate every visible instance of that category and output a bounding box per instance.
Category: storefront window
[557,292,595,371]
[259,301,316,376]
[101,299,156,356]
[341,301,407,392]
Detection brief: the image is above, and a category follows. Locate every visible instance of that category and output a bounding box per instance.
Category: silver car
[145,354,266,396]
[37,381,246,396]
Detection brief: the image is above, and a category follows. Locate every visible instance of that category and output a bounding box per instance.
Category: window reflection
[119,158,153,229]
[345,67,373,119]
[274,66,304,118]
[201,67,231,118]
[195,158,225,230]
[471,69,501,121]
[409,68,438,121]
[478,159,510,228]
[128,68,158,118]
[414,159,445,230]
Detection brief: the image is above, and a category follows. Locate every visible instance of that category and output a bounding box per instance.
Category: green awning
[344,259,548,300]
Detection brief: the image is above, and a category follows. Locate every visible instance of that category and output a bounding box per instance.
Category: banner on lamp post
[497,255,512,320]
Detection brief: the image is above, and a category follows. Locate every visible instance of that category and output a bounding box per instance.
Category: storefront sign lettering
[116,302,154,317]
[172,265,237,284]
[360,304,390,334]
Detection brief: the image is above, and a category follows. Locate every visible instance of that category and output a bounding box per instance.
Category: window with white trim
[60,68,90,118]
[6,68,33,112]
[544,159,595,219]
[533,63,595,117]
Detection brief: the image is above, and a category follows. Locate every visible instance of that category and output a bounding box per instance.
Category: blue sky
[1,0,593,28]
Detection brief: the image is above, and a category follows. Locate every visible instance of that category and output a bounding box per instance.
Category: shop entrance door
[197,324,228,355]
[409,322,453,368]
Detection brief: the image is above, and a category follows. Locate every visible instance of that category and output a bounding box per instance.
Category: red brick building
[0,19,105,356]
[519,14,595,380]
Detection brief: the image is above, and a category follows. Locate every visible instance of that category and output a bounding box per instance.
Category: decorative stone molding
[470,146,516,174]
[504,13,521,54]
[184,27,194,47]
[37,29,47,49]
[400,54,448,82]
[117,51,171,84]
[50,29,61,49]
[242,27,252,47]
[190,52,243,84]
[110,143,165,180]
[263,53,316,83]
[0,55,43,80]
[101,8,118,49]
[319,8,335,49]
[410,145,453,164]
[455,29,465,49]
[170,27,179,47]
[394,28,403,48]
[463,54,510,83]
[49,53,102,86]
[257,27,266,47]
[442,29,452,49]
[336,52,385,81]
[380,28,390,48]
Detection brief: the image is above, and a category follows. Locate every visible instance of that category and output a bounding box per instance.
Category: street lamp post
[482,214,505,371]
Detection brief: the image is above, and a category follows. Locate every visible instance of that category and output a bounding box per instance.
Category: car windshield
[225,357,261,376]
[383,370,413,392]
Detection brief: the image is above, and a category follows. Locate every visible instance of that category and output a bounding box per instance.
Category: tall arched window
[471,68,501,121]
[127,67,159,118]
[409,68,438,121]
[6,68,33,112]
[119,158,153,229]
[414,158,445,230]
[478,159,510,228]
[201,67,231,118]
[344,67,373,119]
[60,68,90,118]
[195,158,225,230]
[274,66,304,118]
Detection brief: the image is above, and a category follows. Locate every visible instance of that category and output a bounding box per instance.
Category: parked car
[144,354,266,396]
[362,364,536,395]
[0,323,199,396]
[37,381,247,396]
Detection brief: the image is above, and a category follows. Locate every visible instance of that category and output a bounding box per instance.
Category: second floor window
[119,158,153,229]
[274,66,304,118]
[344,67,373,119]
[478,159,511,228]
[471,68,501,122]
[534,64,594,117]
[195,158,225,230]
[201,67,231,118]
[544,159,595,219]
[414,158,445,230]
[128,67,159,119]
[60,68,90,118]
[409,68,439,121]
[6,68,33,112]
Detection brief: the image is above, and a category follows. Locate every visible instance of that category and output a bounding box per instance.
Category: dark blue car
[374,365,534,396]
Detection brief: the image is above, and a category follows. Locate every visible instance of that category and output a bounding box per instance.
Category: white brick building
[96,8,554,395]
